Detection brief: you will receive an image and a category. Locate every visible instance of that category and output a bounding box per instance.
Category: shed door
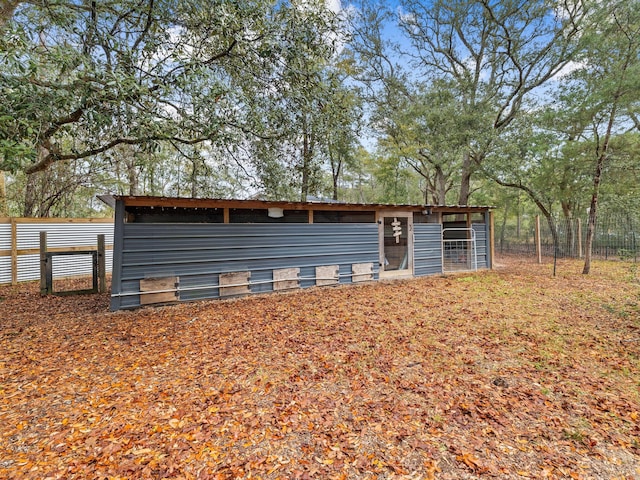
[379,212,413,278]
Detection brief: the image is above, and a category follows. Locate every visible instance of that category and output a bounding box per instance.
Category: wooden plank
[10,217,17,285]
[223,207,230,224]
[219,271,250,297]
[15,245,113,256]
[39,232,49,295]
[489,211,495,268]
[97,235,106,293]
[352,263,374,283]
[140,276,179,305]
[14,217,114,224]
[308,210,314,224]
[273,268,300,291]
[535,215,542,264]
[316,265,339,286]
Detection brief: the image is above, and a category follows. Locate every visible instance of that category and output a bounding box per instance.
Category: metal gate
[442,228,477,273]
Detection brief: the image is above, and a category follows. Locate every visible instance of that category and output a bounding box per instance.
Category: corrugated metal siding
[473,224,488,268]
[0,220,114,284]
[0,223,10,251]
[16,223,114,249]
[414,224,443,276]
[0,222,10,284]
[0,258,10,284]
[114,223,379,309]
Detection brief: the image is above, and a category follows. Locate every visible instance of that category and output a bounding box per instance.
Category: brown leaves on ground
[1,256,639,479]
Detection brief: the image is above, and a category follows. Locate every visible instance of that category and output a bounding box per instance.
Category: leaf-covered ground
[1,257,639,479]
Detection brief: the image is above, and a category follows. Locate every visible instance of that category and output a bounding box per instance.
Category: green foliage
[0,0,639,221]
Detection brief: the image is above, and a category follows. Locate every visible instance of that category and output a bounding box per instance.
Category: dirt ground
[1,256,639,479]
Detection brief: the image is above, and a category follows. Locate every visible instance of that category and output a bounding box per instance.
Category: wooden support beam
[40,231,52,295]
[10,217,17,285]
[535,215,542,264]
[97,234,106,293]
[489,211,495,269]
[577,218,583,258]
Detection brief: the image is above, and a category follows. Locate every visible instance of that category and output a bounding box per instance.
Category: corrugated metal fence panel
[414,224,443,276]
[0,258,10,284]
[0,222,10,251]
[17,254,39,282]
[0,222,10,284]
[16,223,114,249]
[0,220,114,284]
[117,223,379,308]
[473,224,488,268]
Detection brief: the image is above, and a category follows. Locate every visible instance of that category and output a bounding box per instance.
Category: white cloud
[553,60,585,79]
[326,0,341,14]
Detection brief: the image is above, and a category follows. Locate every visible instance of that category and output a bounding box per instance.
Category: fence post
[535,215,542,264]
[97,234,106,293]
[39,231,52,295]
[489,211,495,269]
[10,218,17,285]
[577,218,582,258]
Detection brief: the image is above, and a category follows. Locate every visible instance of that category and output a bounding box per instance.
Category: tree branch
[25,135,211,174]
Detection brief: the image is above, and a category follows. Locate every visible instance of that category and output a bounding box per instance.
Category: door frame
[377,211,414,279]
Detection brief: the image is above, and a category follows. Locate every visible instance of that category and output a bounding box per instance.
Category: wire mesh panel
[442,228,477,273]
[496,213,638,261]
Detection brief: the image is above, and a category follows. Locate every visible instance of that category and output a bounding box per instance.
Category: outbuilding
[109,196,493,310]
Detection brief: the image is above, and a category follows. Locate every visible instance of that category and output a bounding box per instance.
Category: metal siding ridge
[121,237,378,253]
[119,255,379,281]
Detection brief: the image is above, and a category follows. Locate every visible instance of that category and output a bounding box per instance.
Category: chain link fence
[496,213,639,261]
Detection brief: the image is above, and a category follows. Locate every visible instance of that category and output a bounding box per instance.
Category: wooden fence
[0,217,114,285]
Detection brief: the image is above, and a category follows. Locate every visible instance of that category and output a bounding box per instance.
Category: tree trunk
[190,159,198,198]
[300,118,315,203]
[434,165,446,205]
[126,158,139,196]
[23,172,39,217]
[301,132,310,202]
[544,213,560,258]
[582,160,604,274]
[583,99,619,273]
[0,0,20,31]
[561,201,574,257]
[499,200,510,254]
[458,151,473,206]
[330,152,341,201]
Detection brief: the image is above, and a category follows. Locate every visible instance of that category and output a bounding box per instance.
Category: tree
[572,0,640,273]
[0,0,20,30]
[245,3,362,202]
[483,113,566,254]
[0,0,346,213]
[351,0,586,205]
[373,78,493,204]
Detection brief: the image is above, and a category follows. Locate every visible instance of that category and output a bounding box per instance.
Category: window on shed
[126,207,224,223]
[442,213,468,224]
[413,211,441,224]
[313,211,375,223]
[229,208,309,223]
[471,212,486,223]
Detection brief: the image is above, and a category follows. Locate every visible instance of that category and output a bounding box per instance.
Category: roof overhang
[108,195,493,213]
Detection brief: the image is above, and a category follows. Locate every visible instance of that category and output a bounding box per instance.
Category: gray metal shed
[109,196,493,310]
